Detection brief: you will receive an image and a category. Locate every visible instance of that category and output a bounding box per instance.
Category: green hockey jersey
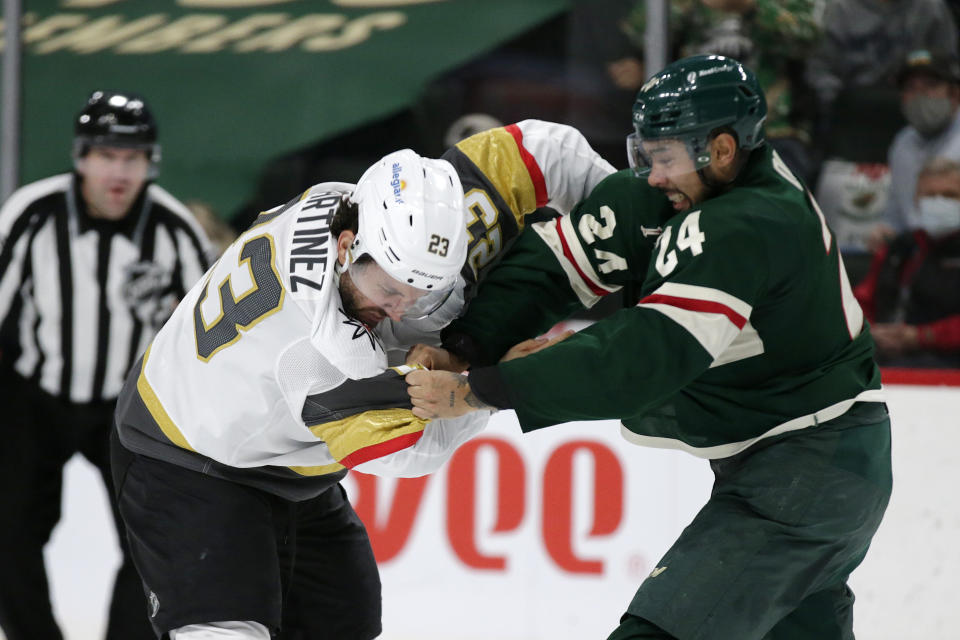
[453,145,884,458]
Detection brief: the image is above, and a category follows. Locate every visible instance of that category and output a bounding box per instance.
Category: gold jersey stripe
[456,127,536,228]
[288,461,345,476]
[137,344,196,453]
[309,408,427,463]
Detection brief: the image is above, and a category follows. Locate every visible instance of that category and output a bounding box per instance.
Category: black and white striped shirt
[0,173,212,403]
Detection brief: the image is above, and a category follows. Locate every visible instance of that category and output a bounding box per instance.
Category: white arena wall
[16,379,959,640]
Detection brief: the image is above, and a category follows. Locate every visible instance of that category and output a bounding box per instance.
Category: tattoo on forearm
[464,391,491,410]
[455,377,491,410]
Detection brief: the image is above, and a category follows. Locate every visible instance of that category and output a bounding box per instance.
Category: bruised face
[77,146,150,220]
[642,138,714,211]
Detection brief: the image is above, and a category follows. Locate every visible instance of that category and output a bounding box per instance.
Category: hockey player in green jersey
[406,55,892,639]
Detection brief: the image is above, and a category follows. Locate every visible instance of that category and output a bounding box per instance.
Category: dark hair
[708,125,740,146]
[330,195,359,238]
[353,254,375,269]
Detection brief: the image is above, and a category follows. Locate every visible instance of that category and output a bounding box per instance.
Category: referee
[0,91,212,640]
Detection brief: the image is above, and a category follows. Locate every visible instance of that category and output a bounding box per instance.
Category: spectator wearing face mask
[870,50,960,248]
[855,156,960,368]
[807,2,956,263]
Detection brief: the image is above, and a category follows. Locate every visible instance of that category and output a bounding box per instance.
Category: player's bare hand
[500,330,575,362]
[405,344,468,372]
[406,369,492,419]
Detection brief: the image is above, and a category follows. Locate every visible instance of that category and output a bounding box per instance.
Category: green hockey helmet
[627,55,766,178]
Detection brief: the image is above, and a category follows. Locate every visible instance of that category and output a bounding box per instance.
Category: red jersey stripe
[640,293,748,330]
[340,430,425,468]
[505,123,548,207]
[555,218,610,297]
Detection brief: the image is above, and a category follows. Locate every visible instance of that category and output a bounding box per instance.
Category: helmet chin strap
[333,259,343,286]
[333,243,355,285]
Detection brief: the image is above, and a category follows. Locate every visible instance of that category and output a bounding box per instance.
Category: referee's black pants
[0,370,153,640]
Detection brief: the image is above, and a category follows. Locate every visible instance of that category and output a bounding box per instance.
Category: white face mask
[903,95,956,137]
[917,195,960,236]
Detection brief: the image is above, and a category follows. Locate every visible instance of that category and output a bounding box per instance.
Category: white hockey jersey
[115,120,614,498]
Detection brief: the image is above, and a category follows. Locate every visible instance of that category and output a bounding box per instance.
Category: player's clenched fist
[404,344,468,372]
[405,369,492,419]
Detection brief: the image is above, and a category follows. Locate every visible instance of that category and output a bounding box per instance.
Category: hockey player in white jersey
[111,120,614,639]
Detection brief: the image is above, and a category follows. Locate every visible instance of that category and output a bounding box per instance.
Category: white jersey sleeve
[350,412,490,477]
[510,119,617,215]
[299,365,488,477]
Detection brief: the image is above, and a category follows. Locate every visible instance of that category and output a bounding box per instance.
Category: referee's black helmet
[73,90,161,169]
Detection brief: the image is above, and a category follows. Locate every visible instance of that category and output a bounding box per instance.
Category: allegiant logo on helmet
[391,162,404,204]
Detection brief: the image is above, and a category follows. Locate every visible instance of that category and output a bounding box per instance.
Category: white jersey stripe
[0,174,71,234]
[640,302,742,360]
[837,256,864,339]
[0,173,213,402]
[531,215,621,308]
[621,389,886,459]
[709,320,765,368]
[638,283,753,360]
[650,282,753,320]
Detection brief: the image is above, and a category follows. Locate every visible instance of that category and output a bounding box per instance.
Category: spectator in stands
[855,156,960,368]
[874,50,960,244]
[807,0,958,267]
[806,0,957,126]
[622,0,820,181]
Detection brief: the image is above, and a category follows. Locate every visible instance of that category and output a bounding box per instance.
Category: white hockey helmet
[346,149,468,319]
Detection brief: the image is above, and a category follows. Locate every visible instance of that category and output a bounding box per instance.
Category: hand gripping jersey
[116,121,615,499]
[453,145,885,458]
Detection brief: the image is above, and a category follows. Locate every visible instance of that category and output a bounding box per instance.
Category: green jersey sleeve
[469,147,882,456]
[445,170,668,364]
[489,195,771,429]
